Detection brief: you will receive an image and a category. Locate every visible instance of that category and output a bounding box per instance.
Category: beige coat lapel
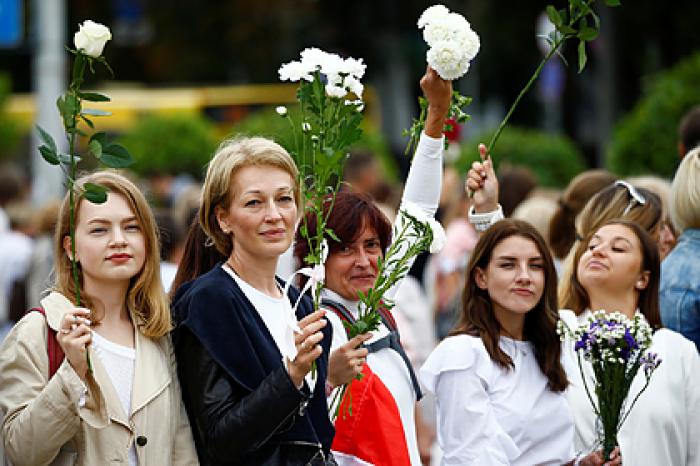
[131,330,171,415]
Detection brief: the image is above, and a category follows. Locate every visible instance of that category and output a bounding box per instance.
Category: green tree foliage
[608,52,700,178]
[457,126,586,188]
[119,113,217,179]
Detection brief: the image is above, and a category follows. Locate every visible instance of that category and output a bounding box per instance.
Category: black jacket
[171,265,335,466]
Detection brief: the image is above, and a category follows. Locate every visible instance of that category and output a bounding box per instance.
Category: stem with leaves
[403,92,472,157]
[487,0,621,155]
[37,46,134,373]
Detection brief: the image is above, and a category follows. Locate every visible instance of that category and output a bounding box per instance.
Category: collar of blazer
[40,291,171,429]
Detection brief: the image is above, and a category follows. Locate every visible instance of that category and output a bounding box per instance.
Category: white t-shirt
[560,309,700,466]
[91,331,137,466]
[420,334,575,465]
[224,265,315,390]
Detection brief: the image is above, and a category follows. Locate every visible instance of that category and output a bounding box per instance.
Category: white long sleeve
[421,335,575,466]
[401,132,444,217]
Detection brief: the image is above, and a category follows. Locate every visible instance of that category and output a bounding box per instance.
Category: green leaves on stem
[403,91,472,157]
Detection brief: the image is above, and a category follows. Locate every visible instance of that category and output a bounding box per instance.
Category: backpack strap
[321,298,423,400]
[27,307,65,379]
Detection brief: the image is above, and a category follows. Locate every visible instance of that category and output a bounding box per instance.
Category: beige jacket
[0,292,198,466]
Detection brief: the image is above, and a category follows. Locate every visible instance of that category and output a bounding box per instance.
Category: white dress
[560,309,700,466]
[420,334,575,465]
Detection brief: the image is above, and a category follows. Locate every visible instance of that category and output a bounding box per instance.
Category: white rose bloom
[275,106,288,116]
[427,41,470,80]
[326,83,347,98]
[344,76,364,98]
[428,218,447,253]
[417,4,450,29]
[73,20,111,58]
[279,60,313,82]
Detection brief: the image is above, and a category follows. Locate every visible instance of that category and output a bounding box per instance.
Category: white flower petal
[417,5,451,29]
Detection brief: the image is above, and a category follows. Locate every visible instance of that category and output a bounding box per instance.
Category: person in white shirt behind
[420,218,619,466]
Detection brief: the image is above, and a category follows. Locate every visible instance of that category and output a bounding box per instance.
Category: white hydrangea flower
[278,60,313,82]
[417,4,450,29]
[427,41,471,80]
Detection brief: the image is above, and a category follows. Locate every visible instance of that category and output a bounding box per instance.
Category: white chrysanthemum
[344,76,364,98]
[300,47,331,71]
[428,218,446,253]
[278,60,313,82]
[427,41,470,80]
[320,53,346,77]
[325,83,347,98]
[417,4,450,29]
[341,57,367,79]
[454,24,481,60]
[302,122,311,132]
[275,106,288,116]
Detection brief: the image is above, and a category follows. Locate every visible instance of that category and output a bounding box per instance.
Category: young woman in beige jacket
[0,171,197,466]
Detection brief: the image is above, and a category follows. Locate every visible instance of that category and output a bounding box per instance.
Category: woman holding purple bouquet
[467,154,700,465]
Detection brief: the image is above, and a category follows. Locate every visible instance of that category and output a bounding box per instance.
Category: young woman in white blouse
[0,171,197,465]
[420,219,619,466]
[560,219,700,466]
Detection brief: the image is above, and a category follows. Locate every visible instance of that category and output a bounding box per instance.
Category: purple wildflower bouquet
[557,311,661,459]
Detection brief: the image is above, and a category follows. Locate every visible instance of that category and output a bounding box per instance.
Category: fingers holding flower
[56,307,93,380]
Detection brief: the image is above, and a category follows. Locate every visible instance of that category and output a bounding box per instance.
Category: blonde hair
[512,195,559,245]
[54,170,171,338]
[558,182,663,311]
[200,137,300,257]
[670,146,700,232]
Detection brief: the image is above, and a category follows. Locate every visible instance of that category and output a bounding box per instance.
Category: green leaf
[39,145,60,165]
[557,24,576,35]
[604,0,621,6]
[78,91,110,102]
[578,27,599,41]
[90,131,107,145]
[88,139,102,158]
[83,182,108,204]
[81,108,111,117]
[36,126,57,152]
[101,144,134,168]
[578,40,588,73]
[81,115,94,128]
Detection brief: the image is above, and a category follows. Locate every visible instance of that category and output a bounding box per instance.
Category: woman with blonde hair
[660,146,700,351]
[0,170,197,465]
[171,137,334,465]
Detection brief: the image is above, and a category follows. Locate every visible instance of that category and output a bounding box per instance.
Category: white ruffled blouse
[420,334,575,465]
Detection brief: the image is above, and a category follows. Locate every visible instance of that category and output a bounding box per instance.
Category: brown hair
[451,219,568,392]
[200,137,300,258]
[54,171,171,338]
[549,170,616,259]
[567,219,662,329]
[294,191,392,287]
[558,182,663,307]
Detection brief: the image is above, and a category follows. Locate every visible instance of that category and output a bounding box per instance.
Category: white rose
[73,20,111,58]
[417,4,450,29]
[279,60,313,82]
[427,41,470,80]
[428,218,447,253]
[275,106,288,116]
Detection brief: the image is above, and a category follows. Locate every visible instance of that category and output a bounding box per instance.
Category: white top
[560,309,700,466]
[91,331,137,466]
[224,265,315,390]
[420,334,575,466]
[325,289,421,466]
[324,132,444,466]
